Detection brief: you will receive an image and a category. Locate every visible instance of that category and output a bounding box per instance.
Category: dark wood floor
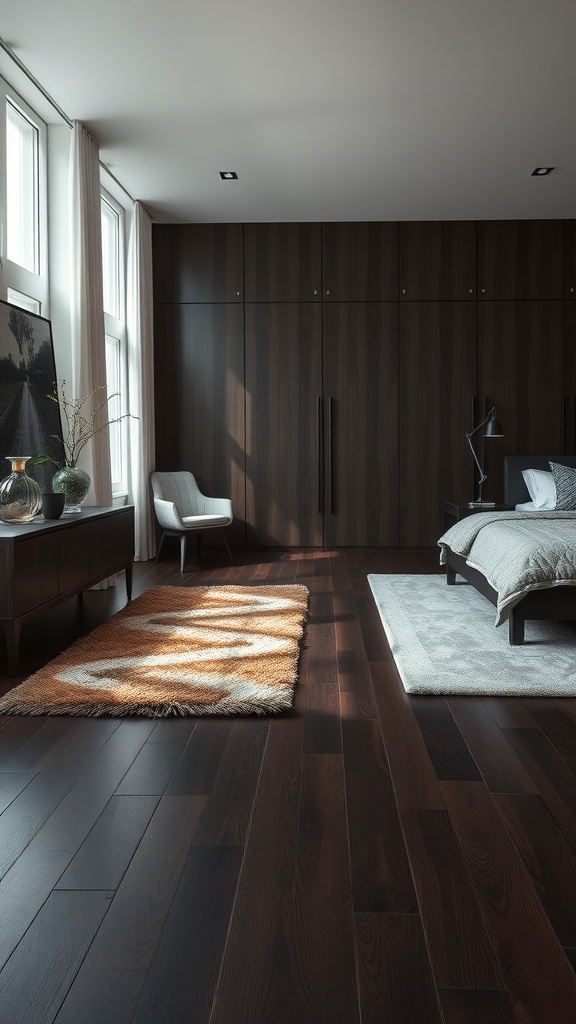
[1,546,576,1023]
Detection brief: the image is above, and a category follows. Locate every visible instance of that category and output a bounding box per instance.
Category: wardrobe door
[477,301,564,501]
[152,224,244,303]
[564,302,576,453]
[477,220,563,300]
[245,303,323,546]
[399,303,477,545]
[322,222,398,301]
[322,303,399,546]
[244,224,321,302]
[398,221,476,300]
[565,220,576,299]
[153,303,246,544]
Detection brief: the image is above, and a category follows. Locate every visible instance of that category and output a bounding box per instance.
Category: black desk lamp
[466,406,504,507]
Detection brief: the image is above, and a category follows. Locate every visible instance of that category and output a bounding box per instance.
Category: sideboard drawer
[89,507,134,578]
[13,533,59,615]
[58,522,92,593]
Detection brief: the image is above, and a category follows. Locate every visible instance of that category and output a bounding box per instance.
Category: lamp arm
[466,432,487,485]
[467,405,496,439]
[466,405,502,505]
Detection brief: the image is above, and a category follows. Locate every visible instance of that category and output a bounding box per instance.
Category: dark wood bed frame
[445,455,576,644]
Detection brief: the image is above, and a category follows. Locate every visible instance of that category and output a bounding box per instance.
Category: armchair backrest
[150,471,203,517]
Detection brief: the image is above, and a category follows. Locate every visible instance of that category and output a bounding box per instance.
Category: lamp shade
[484,409,503,437]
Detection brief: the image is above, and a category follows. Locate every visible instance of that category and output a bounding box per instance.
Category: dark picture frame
[0,300,64,492]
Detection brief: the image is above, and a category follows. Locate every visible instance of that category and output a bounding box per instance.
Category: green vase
[52,464,91,513]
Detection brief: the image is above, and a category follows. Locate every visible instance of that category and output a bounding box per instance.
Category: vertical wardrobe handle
[327,397,334,514]
[317,397,323,513]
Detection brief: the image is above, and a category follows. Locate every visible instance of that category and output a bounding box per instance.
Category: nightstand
[442,501,512,532]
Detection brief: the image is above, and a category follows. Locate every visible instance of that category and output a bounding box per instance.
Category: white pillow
[515,500,541,512]
[521,468,557,509]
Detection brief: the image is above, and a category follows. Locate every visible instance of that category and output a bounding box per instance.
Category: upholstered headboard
[504,455,576,506]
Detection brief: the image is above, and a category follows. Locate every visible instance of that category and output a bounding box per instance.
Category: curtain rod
[0,36,136,205]
[100,165,136,205]
[0,37,72,127]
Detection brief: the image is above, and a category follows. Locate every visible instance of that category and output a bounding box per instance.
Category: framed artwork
[0,300,64,492]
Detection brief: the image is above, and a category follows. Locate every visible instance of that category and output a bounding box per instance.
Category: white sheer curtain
[69,120,112,506]
[127,201,156,560]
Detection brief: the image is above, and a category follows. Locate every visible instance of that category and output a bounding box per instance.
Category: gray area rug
[368,573,576,696]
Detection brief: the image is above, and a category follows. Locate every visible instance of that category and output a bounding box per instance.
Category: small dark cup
[42,492,66,520]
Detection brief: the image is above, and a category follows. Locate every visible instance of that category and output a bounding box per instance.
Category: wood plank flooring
[1,546,576,1023]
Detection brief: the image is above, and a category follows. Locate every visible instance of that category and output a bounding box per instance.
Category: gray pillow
[549,462,576,510]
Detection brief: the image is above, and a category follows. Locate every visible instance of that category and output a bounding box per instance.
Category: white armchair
[150,471,233,572]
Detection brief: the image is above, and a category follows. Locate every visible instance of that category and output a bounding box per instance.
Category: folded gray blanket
[438,511,576,625]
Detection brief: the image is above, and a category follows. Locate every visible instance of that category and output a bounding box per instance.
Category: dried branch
[33,380,138,469]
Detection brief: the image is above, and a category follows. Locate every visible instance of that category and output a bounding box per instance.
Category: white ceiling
[1,0,575,223]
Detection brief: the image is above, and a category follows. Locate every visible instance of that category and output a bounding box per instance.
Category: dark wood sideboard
[0,505,134,675]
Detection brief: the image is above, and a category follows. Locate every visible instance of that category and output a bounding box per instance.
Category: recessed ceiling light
[220,171,238,180]
[531,167,555,176]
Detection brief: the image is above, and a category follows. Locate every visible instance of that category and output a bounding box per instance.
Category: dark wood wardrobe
[153,217,575,547]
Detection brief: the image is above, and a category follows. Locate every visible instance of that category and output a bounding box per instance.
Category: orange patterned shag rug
[0,584,309,717]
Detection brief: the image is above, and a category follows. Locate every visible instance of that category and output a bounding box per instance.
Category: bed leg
[446,565,456,585]
[509,612,525,645]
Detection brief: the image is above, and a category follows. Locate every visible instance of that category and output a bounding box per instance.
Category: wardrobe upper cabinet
[244,223,321,301]
[477,220,564,300]
[322,222,398,301]
[152,224,244,303]
[398,222,476,300]
[564,220,576,298]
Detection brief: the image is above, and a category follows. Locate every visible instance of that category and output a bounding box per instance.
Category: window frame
[101,191,121,319]
[101,186,129,498]
[2,85,48,314]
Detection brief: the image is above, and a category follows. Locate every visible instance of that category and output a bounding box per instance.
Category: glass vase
[0,457,42,524]
[52,464,91,513]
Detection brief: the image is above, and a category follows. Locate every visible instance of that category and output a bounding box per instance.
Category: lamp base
[467,501,496,508]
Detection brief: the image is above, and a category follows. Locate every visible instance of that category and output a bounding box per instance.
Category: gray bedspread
[438,511,576,625]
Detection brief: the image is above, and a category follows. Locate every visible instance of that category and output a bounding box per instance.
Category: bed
[438,456,576,644]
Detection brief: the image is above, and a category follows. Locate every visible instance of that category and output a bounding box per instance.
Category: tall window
[101,190,128,495]
[101,196,120,318]
[105,334,124,485]
[2,88,47,312]
[6,99,39,273]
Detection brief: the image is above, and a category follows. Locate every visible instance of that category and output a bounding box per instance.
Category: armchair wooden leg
[155,531,167,563]
[222,530,233,563]
[180,534,187,574]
